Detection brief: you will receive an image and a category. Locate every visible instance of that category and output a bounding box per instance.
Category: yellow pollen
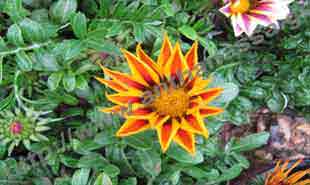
[230,0,250,13]
[151,88,190,118]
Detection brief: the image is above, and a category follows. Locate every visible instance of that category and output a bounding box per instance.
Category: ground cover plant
[0,0,309,185]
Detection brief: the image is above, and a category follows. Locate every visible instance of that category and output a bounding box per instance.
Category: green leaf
[50,0,77,24]
[267,91,288,112]
[133,23,145,42]
[48,72,63,90]
[19,18,46,42]
[136,150,161,177]
[216,164,243,182]
[35,51,60,71]
[77,153,108,169]
[216,82,239,104]
[120,178,137,185]
[167,144,204,164]
[0,92,14,111]
[16,51,33,71]
[3,0,28,22]
[63,40,84,61]
[71,168,90,185]
[101,164,120,178]
[124,132,153,150]
[182,166,212,179]
[71,12,87,39]
[7,24,25,46]
[63,72,76,92]
[231,132,270,153]
[94,173,112,185]
[86,39,121,56]
[178,25,198,40]
[76,75,89,90]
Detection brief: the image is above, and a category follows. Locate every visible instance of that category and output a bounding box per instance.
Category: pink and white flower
[219,0,294,37]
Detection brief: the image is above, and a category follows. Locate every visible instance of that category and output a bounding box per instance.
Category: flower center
[151,88,190,118]
[10,121,23,135]
[230,0,250,13]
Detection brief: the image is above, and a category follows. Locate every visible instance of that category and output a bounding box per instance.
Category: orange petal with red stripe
[101,66,146,91]
[156,119,179,152]
[106,92,143,106]
[191,87,223,104]
[186,76,212,93]
[199,106,224,118]
[174,129,196,155]
[164,42,188,80]
[150,114,170,128]
[126,107,154,119]
[136,44,161,76]
[157,33,173,68]
[122,49,160,86]
[185,41,198,70]
[95,76,127,92]
[182,114,208,138]
[116,119,151,137]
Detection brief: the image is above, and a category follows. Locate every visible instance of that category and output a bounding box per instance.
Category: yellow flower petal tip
[97,34,224,155]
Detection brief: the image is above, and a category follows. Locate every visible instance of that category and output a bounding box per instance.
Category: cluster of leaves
[0,0,309,185]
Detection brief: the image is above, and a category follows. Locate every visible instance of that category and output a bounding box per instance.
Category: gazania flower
[265,160,310,185]
[96,35,224,155]
[219,0,294,36]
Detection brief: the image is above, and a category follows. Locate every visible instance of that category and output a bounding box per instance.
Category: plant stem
[0,40,52,57]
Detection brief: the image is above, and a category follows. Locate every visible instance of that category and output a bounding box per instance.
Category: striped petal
[219,2,232,17]
[181,114,208,138]
[174,129,196,155]
[191,87,223,104]
[156,119,179,152]
[136,44,161,76]
[101,66,146,91]
[236,13,257,36]
[186,76,212,93]
[116,119,151,137]
[150,114,170,128]
[106,92,143,106]
[126,107,154,119]
[185,41,198,71]
[122,49,160,86]
[157,33,173,68]
[164,42,188,80]
[95,77,127,92]
[248,12,273,26]
[231,14,244,37]
[199,106,224,118]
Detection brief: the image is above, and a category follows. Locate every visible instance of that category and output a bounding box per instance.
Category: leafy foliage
[0,0,309,185]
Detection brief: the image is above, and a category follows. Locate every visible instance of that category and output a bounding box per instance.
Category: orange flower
[265,160,310,185]
[96,35,223,155]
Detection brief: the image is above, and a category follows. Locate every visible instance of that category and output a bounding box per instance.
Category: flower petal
[236,13,257,36]
[164,42,188,80]
[219,2,232,17]
[248,12,273,26]
[136,44,161,76]
[199,106,224,118]
[231,15,244,37]
[122,49,160,86]
[173,129,196,155]
[182,114,208,138]
[101,66,146,91]
[150,114,170,128]
[116,119,151,137]
[95,77,128,92]
[156,119,180,152]
[185,41,198,71]
[191,87,223,104]
[126,107,154,119]
[157,33,173,68]
[106,92,143,106]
